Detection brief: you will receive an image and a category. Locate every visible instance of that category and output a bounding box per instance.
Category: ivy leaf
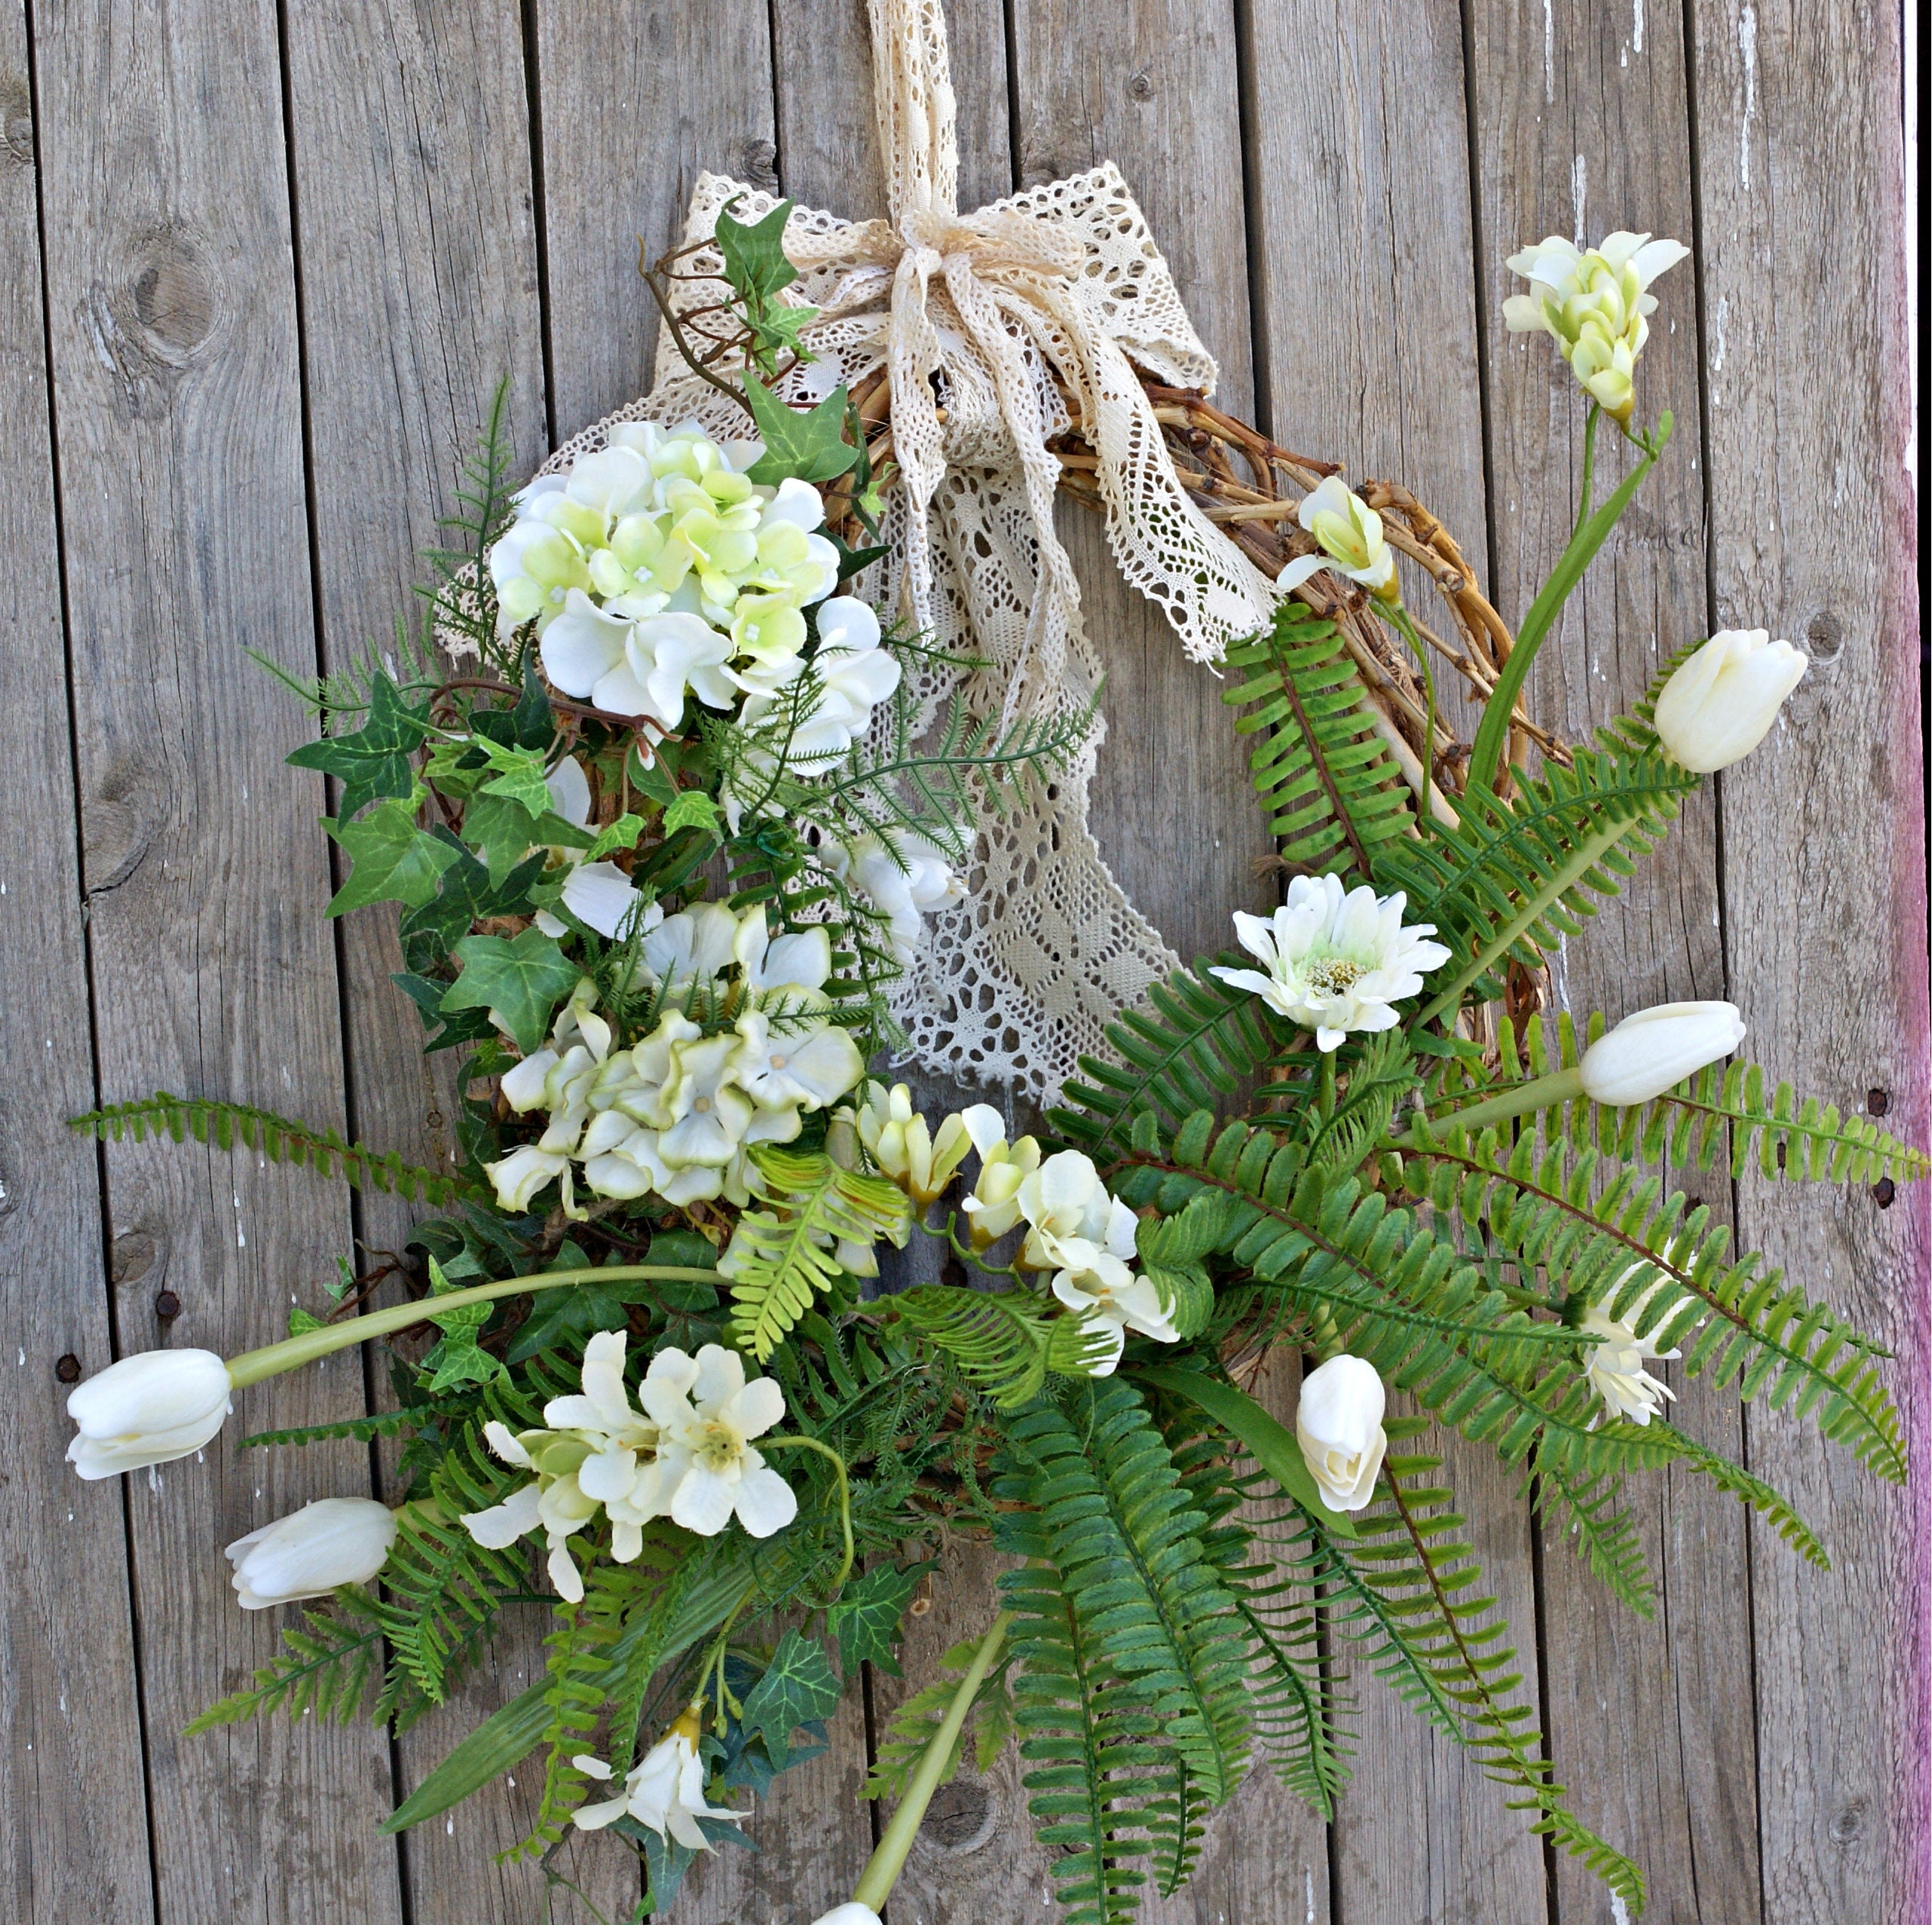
[663,790,723,841]
[323,796,460,916]
[469,737,555,819]
[469,657,554,752]
[459,789,553,887]
[826,1562,933,1677]
[742,377,859,487]
[420,1255,507,1393]
[583,812,648,862]
[738,1630,841,1771]
[400,836,547,960]
[287,1304,325,1338]
[287,673,430,821]
[440,928,581,1054]
[391,971,496,1052]
[716,195,800,305]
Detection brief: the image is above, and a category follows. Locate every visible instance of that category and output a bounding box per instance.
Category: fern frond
[240,1398,474,1451]
[1484,1010,1931,1185]
[1667,1430,1828,1567]
[1391,749,1698,1023]
[1532,1454,1655,1618]
[68,1091,469,1205]
[1401,1121,1905,1482]
[184,1597,386,1733]
[884,1283,1058,1410]
[721,1145,911,1361]
[1221,600,1417,877]
[509,1577,625,1861]
[1051,959,1296,1159]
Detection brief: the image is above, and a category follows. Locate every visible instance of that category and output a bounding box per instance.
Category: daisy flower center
[1303,955,1365,998]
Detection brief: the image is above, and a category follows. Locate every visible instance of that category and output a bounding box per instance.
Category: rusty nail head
[55,1352,81,1383]
[155,1289,181,1318]
[1873,1179,1896,1208]
[1867,1088,1890,1116]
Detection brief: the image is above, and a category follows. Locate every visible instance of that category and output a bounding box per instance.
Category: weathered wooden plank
[1463,2,1766,1918]
[0,16,157,1924]
[1688,4,1927,1921]
[28,2,406,1921]
[1243,7,1546,1917]
[534,0,777,437]
[273,6,593,1920]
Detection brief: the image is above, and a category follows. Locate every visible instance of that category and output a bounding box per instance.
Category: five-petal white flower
[1211,876,1451,1052]
[573,1709,745,1849]
[638,1344,799,1539]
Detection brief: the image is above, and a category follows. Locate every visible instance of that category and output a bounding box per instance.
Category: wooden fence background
[1,1,1922,1921]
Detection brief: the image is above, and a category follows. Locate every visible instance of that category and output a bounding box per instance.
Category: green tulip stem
[851,1608,1016,1914]
[1408,1064,1587,1139]
[1573,401,1601,535]
[223,1263,721,1389]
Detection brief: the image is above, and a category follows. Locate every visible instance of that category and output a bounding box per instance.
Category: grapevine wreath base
[59,1,1916,1922]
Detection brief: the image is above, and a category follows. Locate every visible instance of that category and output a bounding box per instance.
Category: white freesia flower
[225,1497,397,1609]
[848,1081,978,1206]
[1580,1274,1680,1425]
[1295,1355,1388,1513]
[1048,1245,1177,1375]
[830,830,966,964]
[637,1344,799,1538]
[1503,229,1690,422]
[1278,475,1397,602]
[573,1708,744,1847]
[66,1347,233,1479]
[1211,875,1451,1052]
[1578,1001,1746,1107]
[461,1333,692,1597]
[1651,630,1809,773]
[960,1113,1041,1249]
[541,595,738,730]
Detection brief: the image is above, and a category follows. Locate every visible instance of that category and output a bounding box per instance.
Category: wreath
[59,4,1921,1922]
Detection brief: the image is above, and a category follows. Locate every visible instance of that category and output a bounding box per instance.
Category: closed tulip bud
[66,1347,233,1480]
[811,1911,883,1925]
[225,1496,399,1609]
[1295,1354,1388,1514]
[1651,629,1809,773]
[1579,1001,1746,1107]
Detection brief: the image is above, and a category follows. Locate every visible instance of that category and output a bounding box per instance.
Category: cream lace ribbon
[539,0,1279,1101]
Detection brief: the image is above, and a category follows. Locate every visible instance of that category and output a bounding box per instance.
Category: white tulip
[66,1348,233,1480]
[810,1909,883,1925]
[1211,876,1451,1053]
[225,1496,398,1609]
[1578,1001,1746,1107]
[1651,629,1809,773]
[1278,475,1398,602]
[1295,1355,1388,1514]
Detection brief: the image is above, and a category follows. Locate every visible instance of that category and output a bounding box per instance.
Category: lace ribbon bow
[541,0,1278,1101]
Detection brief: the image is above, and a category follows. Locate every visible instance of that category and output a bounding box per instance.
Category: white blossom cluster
[461,1334,797,1602]
[485,905,868,1219]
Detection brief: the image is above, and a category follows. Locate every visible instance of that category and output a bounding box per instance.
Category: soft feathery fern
[1221,599,1417,877]
[1483,1009,1931,1184]
[721,1145,911,1361]
[1292,1029,1419,1171]
[883,1283,1117,1410]
[1051,957,1296,1159]
[69,1091,469,1205]
[1389,748,1699,1025]
[184,1594,387,1734]
[1397,1120,1905,1482]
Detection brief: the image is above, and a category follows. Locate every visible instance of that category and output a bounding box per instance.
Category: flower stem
[224,1264,721,1390]
[1408,1064,1587,1136]
[758,1435,854,1593]
[1317,1049,1337,1120]
[850,1609,1015,1913]
[1572,401,1600,536]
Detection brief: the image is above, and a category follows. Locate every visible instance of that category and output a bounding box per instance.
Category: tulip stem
[850,1609,1015,1913]
[1466,409,1674,797]
[1407,1064,1587,1137]
[758,1435,854,1594]
[223,1264,722,1389]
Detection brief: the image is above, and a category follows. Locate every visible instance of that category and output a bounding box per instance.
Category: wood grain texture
[533,0,775,438]
[1242,8,1549,1917]
[1688,2,1928,1921]
[28,2,406,1922]
[0,10,157,1922]
[1464,1,1766,1918]
[274,5,587,1920]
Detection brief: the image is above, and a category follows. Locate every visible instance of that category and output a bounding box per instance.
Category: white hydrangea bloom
[1211,875,1451,1052]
